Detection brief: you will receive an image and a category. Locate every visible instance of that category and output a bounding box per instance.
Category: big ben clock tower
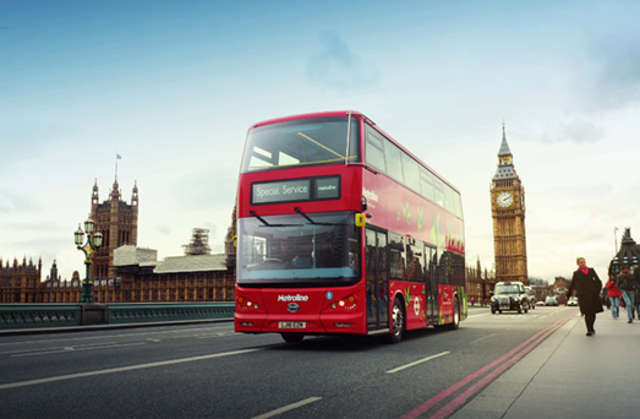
[491,124,528,284]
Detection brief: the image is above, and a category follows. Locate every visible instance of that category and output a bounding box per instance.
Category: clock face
[497,191,513,208]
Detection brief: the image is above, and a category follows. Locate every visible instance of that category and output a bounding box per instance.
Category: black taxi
[490,281,531,314]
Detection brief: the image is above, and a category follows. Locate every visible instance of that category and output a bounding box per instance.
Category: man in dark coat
[567,257,603,336]
[618,264,636,323]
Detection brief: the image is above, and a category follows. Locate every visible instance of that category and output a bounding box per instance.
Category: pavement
[453,307,640,418]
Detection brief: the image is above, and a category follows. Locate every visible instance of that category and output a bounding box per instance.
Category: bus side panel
[361,167,464,257]
[407,281,427,330]
[437,284,457,325]
[457,284,469,321]
[389,281,428,331]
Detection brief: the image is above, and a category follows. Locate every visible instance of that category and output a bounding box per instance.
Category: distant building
[529,284,549,303]
[553,276,570,304]
[40,270,82,303]
[528,278,548,286]
[609,228,640,276]
[112,245,234,302]
[89,177,139,280]
[465,259,496,305]
[1,177,237,304]
[0,257,42,303]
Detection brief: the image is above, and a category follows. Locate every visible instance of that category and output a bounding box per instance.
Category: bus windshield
[237,211,360,285]
[241,116,360,173]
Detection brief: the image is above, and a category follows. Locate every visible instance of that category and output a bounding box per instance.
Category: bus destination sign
[252,176,340,204]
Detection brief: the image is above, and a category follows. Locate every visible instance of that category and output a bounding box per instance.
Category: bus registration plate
[278,321,306,329]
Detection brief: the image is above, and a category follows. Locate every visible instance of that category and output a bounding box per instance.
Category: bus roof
[248,110,460,195]
[249,110,363,129]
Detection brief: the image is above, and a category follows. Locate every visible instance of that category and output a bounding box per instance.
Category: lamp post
[74,218,103,303]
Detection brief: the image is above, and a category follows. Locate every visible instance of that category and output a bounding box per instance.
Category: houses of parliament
[0,177,236,304]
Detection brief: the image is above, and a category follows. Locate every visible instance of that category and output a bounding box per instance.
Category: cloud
[7,238,68,249]
[0,190,40,214]
[305,32,379,90]
[588,33,640,109]
[156,225,172,235]
[171,166,237,210]
[538,117,604,144]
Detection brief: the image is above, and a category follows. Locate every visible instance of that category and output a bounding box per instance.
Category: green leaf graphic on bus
[398,203,411,225]
[417,207,424,231]
[431,214,443,247]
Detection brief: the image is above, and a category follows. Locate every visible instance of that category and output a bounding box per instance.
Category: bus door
[366,228,388,330]
[406,240,427,328]
[424,244,438,324]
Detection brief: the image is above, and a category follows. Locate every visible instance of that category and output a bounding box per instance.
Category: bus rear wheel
[387,297,405,344]
[281,333,304,344]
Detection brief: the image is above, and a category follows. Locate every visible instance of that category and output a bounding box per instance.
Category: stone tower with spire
[89,175,139,280]
[490,124,528,284]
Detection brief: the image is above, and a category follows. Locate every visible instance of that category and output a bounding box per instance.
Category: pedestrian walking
[633,266,640,320]
[617,264,635,323]
[567,257,603,336]
[605,274,622,319]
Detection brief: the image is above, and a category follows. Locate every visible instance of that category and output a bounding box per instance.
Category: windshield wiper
[294,207,344,226]
[249,210,301,228]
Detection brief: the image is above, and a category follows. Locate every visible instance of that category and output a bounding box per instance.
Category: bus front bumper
[235,312,365,335]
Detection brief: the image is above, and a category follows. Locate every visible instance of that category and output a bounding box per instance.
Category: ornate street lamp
[74,219,103,303]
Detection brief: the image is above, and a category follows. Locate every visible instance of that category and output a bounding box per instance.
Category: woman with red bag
[605,273,622,319]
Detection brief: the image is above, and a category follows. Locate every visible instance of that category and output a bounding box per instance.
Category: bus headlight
[330,295,357,310]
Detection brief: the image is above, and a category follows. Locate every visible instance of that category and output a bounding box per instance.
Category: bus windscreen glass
[237,211,360,285]
[241,117,360,172]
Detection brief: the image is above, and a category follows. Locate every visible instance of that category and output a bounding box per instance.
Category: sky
[2,0,640,284]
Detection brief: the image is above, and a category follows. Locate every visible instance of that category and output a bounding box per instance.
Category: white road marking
[469,333,497,345]
[0,340,135,356]
[466,312,492,319]
[0,348,260,390]
[386,351,450,374]
[252,397,322,419]
[10,342,147,357]
[198,334,228,339]
[146,338,160,343]
[0,325,234,346]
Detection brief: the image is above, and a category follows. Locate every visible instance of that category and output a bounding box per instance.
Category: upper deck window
[241,117,360,173]
[364,123,463,219]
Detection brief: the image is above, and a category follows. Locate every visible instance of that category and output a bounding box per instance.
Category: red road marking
[430,315,572,418]
[401,314,574,419]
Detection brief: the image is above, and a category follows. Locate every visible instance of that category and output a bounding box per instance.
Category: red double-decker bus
[234,111,466,343]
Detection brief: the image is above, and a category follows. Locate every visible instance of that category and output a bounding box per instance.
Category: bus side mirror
[355,213,366,228]
[360,196,367,211]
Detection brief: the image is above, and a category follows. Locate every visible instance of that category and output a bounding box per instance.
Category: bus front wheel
[281,333,304,344]
[387,297,405,344]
